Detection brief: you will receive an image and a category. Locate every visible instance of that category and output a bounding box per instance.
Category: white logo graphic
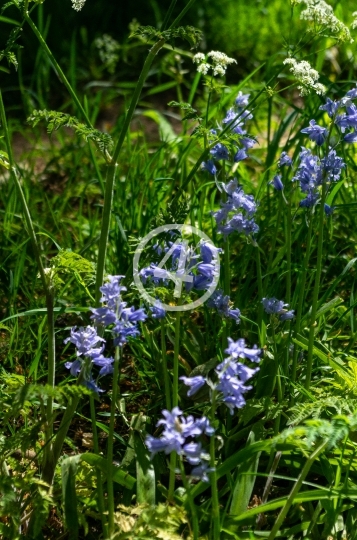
[133,224,220,312]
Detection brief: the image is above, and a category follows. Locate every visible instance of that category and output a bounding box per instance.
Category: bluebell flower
[235,91,250,107]
[65,358,81,376]
[196,262,217,278]
[91,353,114,376]
[262,297,295,321]
[193,274,213,290]
[64,326,105,356]
[201,159,217,175]
[90,307,117,326]
[64,326,113,393]
[150,299,166,319]
[93,275,147,347]
[279,310,295,321]
[278,151,292,167]
[324,203,334,216]
[210,143,229,161]
[262,297,286,314]
[321,149,345,182]
[223,108,245,134]
[183,442,209,465]
[213,180,259,238]
[301,119,328,146]
[300,191,319,208]
[233,148,248,162]
[241,136,257,149]
[191,463,213,482]
[345,87,357,99]
[345,104,357,128]
[85,377,105,394]
[207,289,241,322]
[319,98,340,118]
[180,375,206,396]
[344,130,357,143]
[225,338,261,362]
[270,174,284,191]
[145,408,214,481]
[99,275,127,309]
[335,114,349,132]
[215,351,260,414]
[200,241,222,264]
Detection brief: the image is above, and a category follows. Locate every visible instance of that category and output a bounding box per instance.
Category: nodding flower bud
[270,174,284,191]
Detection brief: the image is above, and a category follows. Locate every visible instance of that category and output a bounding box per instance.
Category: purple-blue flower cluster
[292,88,357,211]
[292,147,345,211]
[262,297,295,321]
[212,179,259,237]
[140,239,221,294]
[145,407,214,481]
[207,289,241,322]
[91,275,147,347]
[181,338,261,414]
[201,91,256,174]
[64,326,114,393]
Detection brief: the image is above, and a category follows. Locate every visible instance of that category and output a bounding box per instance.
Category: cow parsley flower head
[95,34,120,73]
[294,0,352,43]
[71,0,86,11]
[283,58,326,96]
[352,12,357,30]
[193,51,236,77]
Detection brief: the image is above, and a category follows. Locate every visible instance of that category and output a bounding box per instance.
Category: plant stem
[90,396,107,538]
[267,441,328,540]
[179,459,199,540]
[42,292,56,479]
[0,90,57,483]
[271,323,282,435]
[222,236,230,350]
[107,346,121,537]
[305,183,327,390]
[161,319,171,410]
[268,194,282,270]
[168,308,182,500]
[24,14,93,129]
[210,393,220,539]
[256,245,265,346]
[95,39,165,304]
[291,212,313,385]
[285,198,292,306]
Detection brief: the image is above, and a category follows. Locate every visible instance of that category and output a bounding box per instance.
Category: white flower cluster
[352,12,357,31]
[283,58,327,96]
[95,34,120,72]
[71,0,86,11]
[293,0,353,43]
[193,51,237,77]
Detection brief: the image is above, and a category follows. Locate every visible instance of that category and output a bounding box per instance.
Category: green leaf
[134,430,156,505]
[229,423,263,516]
[141,110,177,142]
[80,453,136,489]
[61,455,81,538]
[326,179,344,205]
